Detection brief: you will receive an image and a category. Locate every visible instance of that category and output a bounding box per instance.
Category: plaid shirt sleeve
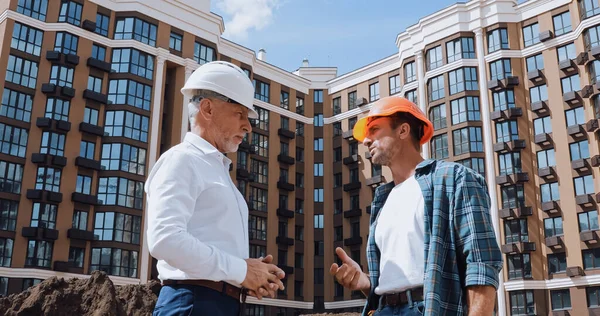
[453,168,503,289]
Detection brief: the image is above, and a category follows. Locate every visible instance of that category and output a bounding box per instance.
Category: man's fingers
[262,254,273,263]
[349,269,361,289]
[335,247,351,264]
[329,263,339,276]
[266,273,285,290]
[342,266,356,285]
[267,264,286,279]
[335,264,349,284]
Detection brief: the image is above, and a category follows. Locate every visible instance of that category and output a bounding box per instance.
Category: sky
[210,0,467,76]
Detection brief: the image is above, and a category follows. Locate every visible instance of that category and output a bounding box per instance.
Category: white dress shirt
[145,132,249,287]
[374,175,425,295]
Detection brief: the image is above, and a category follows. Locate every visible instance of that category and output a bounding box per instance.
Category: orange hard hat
[352,96,434,145]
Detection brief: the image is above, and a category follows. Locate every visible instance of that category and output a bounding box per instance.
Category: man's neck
[388,151,425,185]
[193,126,222,152]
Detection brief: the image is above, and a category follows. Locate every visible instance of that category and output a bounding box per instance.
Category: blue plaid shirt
[363,159,503,315]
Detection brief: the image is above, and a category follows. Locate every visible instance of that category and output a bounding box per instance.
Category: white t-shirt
[374,175,425,295]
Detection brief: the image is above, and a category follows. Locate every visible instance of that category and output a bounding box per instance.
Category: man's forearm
[466,285,497,316]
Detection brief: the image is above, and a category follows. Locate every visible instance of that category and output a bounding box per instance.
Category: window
[522,23,540,47]
[575,175,595,196]
[280,91,289,109]
[0,238,13,267]
[314,268,324,284]
[314,114,323,127]
[580,0,600,20]
[565,107,584,128]
[17,0,48,21]
[94,212,142,244]
[333,122,342,136]
[84,107,99,125]
[280,142,289,156]
[0,199,18,231]
[11,22,43,56]
[68,247,85,268]
[404,62,416,83]
[314,215,324,229]
[95,13,109,37]
[108,79,152,110]
[90,247,138,277]
[35,167,61,192]
[296,147,304,162]
[557,43,577,62]
[588,286,600,307]
[510,291,535,315]
[295,199,304,214]
[590,61,600,85]
[0,161,24,194]
[430,105,447,130]
[446,37,475,62]
[256,107,269,131]
[250,159,268,185]
[541,182,560,203]
[548,253,566,274]
[534,116,552,135]
[498,152,522,176]
[30,203,57,229]
[448,67,478,95]
[349,168,359,182]
[507,254,531,280]
[579,210,599,232]
[452,127,483,155]
[249,245,266,259]
[79,141,95,160]
[332,97,342,115]
[426,46,443,70]
[249,187,267,211]
[101,143,146,176]
[72,210,87,230]
[314,90,323,103]
[40,132,66,156]
[544,217,564,237]
[98,177,144,209]
[496,120,519,143]
[351,222,360,238]
[314,163,324,176]
[333,173,342,188]
[314,189,324,202]
[296,97,304,114]
[111,49,154,80]
[501,185,525,209]
[92,44,106,61]
[0,88,32,122]
[167,31,183,51]
[551,289,571,311]
[49,65,74,87]
[561,74,580,94]
[405,89,417,104]
[369,82,380,102]
[248,215,267,240]
[504,219,528,244]
[450,97,480,124]
[553,11,572,36]
[58,1,82,25]
[350,195,360,210]
[6,55,38,89]
[295,122,304,137]
[489,59,511,80]
[348,91,358,110]
[295,173,304,188]
[526,54,544,71]
[75,175,92,195]
[194,42,215,65]
[537,149,556,169]
[428,75,444,101]
[431,134,448,159]
[104,111,150,142]
[349,117,357,129]
[389,75,400,95]
[529,85,548,104]
[251,133,268,158]
[295,280,303,297]
[456,158,485,176]
[492,89,515,111]
[570,140,590,160]
[0,123,28,158]
[54,32,78,55]
[487,28,508,53]
[87,76,103,93]
[25,240,53,268]
[295,226,303,241]
[114,17,157,46]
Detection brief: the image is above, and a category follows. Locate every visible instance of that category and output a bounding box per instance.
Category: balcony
[343,181,361,192]
[83,89,109,104]
[490,107,523,122]
[496,172,529,186]
[277,154,295,165]
[538,167,555,179]
[67,228,95,241]
[276,208,294,218]
[545,235,563,248]
[488,76,519,91]
[343,154,359,165]
[498,206,532,220]
[571,158,590,172]
[343,208,362,218]
[587,119,599,133]
[563,91,580,105]
[342,130,354,140]
[53,261,71,272]
[344,236,363,246]
[501,242,536,254]
[539,30,553,42]
[236,168,249,179]
[65,54,79,65]
[567,124,585,137]
[527,69,543,82]
[530,100,548,113]
[75,157,103,171]
[277,180,294,192]
[72,192,99,205]
[87,57,112,73]
[82,19,96,32]
[22,226,59,241]
[593,155,600,167]
[36,117,71,132]
[493,140,525,153]
[45,50,61,62]
[576,51,589,65]
[576,194,595,206]
[558,59,576,72]
[592,46,600,59]
[365,175,385,187]
[278,128,295,139]
[31,153,67,168]
[79,122,105,137]
[581,230,599,243]
[26,189,63,203]
[566,266,584,277]
[279,265,294,275]
[582,85,594,98]
[541,201,559,213]
[534,133,552,145]
[276,236,294,246]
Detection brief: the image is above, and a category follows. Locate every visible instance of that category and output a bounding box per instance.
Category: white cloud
[216,0,283,40]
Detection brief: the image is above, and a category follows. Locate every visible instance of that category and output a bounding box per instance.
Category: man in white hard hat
[146,61,285,316]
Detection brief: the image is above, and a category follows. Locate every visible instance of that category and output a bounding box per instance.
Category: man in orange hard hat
[329,96,503,316]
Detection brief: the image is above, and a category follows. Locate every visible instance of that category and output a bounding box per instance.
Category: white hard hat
[181,61,259,119]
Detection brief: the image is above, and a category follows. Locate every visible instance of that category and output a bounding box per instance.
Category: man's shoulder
[430,159,482,178]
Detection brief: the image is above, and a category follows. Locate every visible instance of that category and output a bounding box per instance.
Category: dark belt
[381,287,424,307]
[162,279,245,301]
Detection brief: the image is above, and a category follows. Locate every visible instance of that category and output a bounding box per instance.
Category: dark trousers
[153,284,241,316]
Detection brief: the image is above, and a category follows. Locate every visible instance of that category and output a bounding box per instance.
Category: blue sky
[211,0,463,76]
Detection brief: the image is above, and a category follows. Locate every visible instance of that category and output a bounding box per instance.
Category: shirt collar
[184,132,232,166]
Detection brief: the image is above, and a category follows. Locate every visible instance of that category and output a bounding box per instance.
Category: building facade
[2,0,600,315]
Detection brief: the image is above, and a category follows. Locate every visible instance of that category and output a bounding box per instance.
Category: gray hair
[187,90,226,128]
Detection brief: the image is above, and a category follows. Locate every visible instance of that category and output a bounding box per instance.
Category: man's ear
[397,122,410,140]
[198,98,213,120]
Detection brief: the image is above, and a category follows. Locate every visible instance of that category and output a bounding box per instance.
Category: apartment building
[3,0,600,315]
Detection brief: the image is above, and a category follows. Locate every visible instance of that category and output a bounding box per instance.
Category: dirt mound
[0,271,160,316]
